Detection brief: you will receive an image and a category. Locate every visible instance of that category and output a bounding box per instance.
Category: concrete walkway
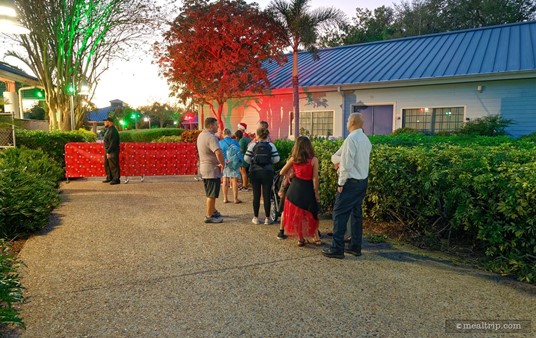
[14,177,535,337]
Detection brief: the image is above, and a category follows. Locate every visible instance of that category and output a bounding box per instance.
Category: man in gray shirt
[197,117,225,223]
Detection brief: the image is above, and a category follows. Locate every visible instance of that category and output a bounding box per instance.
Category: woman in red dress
[280,136,321,246]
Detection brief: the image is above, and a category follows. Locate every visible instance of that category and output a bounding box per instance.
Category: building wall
[343,78,536,137]
[216,77,535,139]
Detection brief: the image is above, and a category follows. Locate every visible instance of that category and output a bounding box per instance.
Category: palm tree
[268,0,345,137]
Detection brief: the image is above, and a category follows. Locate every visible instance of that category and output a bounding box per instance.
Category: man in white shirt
[323,113,372,259]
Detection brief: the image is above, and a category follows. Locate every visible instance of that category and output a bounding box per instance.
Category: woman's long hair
[290,136,315,164]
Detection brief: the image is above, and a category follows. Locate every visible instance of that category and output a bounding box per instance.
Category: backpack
[252,141,272,166]
[225,142,242,170]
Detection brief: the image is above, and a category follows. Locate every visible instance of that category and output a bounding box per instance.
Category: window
[290,111,334,137]
[402,107,464,133]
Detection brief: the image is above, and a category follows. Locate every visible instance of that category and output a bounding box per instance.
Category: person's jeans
[331,179,368,253]
[250,169,273,218]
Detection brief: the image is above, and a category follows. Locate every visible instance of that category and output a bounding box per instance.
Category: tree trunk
[292,48,300,137]
[216,103,225,134]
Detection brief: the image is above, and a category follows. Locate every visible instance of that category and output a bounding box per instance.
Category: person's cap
[237,122,247,130]
[104,117,114,122]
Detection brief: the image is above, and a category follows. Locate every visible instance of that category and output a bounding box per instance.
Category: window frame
[290,110,334,137]
[401,106,466,133]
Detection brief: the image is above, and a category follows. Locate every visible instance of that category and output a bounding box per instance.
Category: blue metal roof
[0,62,39,84]
[86,100,125,122]
[264,21,536,89]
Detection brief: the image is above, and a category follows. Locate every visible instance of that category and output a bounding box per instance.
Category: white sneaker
[252,217,260,224]
[264,217,273,225]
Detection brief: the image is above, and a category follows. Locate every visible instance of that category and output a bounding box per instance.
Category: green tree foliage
[445,0,536,30]
[268,0,345,136]
[138,102,182,128]
[320,6,395,47]
[327,0,536,46]
[7,0,161,130]
[155,0,288,132]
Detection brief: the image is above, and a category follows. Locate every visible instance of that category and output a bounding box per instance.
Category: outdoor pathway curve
[14,177,536,337]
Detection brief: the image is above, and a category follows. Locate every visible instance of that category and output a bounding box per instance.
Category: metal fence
[0,112,16,148]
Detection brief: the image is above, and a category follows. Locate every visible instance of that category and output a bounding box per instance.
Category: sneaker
[239,186,249,192]
[264,217,274,225]
[277,230,287,240]
[204,216,223,223]
[252,217,260,224]
[212,210,221,218]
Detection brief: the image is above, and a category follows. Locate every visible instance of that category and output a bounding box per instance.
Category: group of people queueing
[197,113,371,259]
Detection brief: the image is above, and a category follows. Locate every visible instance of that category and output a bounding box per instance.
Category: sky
[91,0,396,108]
[2,0,394,109]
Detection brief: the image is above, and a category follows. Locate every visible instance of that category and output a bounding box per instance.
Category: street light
[0,0,30,34]
[144,116,151,129]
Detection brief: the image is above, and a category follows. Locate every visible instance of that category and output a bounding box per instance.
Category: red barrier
[65,142,197,178]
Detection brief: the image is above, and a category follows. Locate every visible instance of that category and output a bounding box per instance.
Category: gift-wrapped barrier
[65,142,197,182]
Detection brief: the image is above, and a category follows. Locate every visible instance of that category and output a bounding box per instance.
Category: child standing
[279,136,321,246]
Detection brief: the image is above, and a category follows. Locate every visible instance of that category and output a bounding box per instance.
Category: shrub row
[119,128,183,142]
[0,148,62,239]
[0,148,62,329]
[365,144,536,282]
[0,240,25,328]
[275,137,535,283]
[15,129,96,169]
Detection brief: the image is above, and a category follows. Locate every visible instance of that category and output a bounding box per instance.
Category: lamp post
[144,116,151,129]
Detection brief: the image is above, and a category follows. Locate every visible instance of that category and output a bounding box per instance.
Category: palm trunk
[292,48,299,137]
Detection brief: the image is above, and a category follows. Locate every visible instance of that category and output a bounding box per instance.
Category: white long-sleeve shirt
[333,128,372,186]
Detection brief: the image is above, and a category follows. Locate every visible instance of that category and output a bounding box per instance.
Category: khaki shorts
[203,178,221,198]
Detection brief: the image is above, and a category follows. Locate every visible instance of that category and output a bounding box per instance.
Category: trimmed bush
[272,139,293,172]
[458,114,513,136]
[364,143,536,282]
[0,148,61,239]
[279,135,536,282]
[15,129,96,169]
[179,129,201,143]
[152,136,182,143]
[119,128,183,142]
[0,240,25,328]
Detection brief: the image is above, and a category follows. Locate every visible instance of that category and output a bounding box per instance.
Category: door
[353,105,393,135]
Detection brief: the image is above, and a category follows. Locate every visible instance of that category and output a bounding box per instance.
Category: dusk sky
[92,0,395,108]
[1,0,394,109]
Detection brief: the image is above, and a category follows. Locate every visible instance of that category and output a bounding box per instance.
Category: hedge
[0,148,62,239]
[0,240,25,328]
[119,128,184,142]
[275,136,536,283]
[15,129,96,169]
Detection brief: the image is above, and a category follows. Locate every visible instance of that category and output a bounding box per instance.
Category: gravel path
[14,177,535,337]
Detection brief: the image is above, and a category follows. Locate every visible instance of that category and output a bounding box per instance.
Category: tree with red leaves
[155,0,288,132]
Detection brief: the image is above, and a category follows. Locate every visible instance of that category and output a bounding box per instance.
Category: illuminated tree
[138,102,182,128]
[268,0,345,137]
[6,0,161,130]
[155,0,288,132]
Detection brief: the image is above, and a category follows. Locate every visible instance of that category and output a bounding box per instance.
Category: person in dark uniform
[103,117,121,185]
